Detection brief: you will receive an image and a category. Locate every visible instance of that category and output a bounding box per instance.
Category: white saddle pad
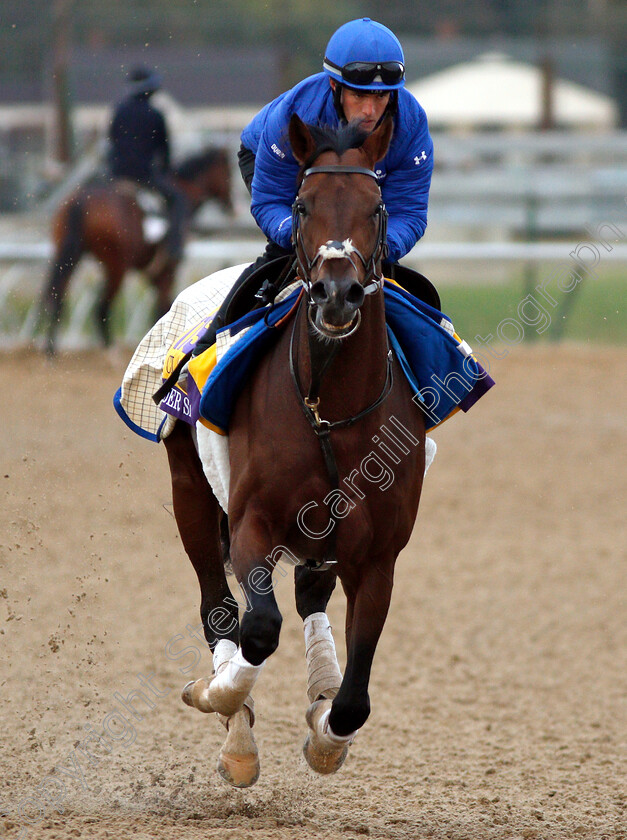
[117,263,250,443]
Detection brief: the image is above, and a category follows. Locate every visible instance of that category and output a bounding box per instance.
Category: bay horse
[163,114,426,786]
[41,147,232,355]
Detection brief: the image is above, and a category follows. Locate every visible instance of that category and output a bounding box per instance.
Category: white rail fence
[2,127,625,348]
[1,237,626,350]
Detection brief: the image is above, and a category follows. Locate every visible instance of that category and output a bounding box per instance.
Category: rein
[288,162,394,566]
[289,299,394,435]
[289,298,393,568]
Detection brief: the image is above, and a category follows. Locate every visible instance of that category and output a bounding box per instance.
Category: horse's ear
[289,114,317,165]
[360,114,394,167]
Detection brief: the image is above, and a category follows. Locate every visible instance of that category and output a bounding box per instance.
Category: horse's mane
[299,121,370,172]
[174,147,226,180]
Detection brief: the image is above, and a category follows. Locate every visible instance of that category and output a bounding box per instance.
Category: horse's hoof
[217,751,260,788]
[181,677,214,713]
[302,699,350,775]
[207,679,248,718]
[216,707,259,787]
[181,680,196,706]
[303,734,349,775]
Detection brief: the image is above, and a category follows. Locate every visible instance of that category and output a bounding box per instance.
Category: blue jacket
[241,73,434,263]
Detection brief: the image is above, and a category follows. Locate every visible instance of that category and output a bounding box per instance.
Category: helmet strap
[383,90,398,120]
[332,82,347,123]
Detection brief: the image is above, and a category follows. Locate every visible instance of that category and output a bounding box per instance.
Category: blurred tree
[0,0,620,116]
[51,0,75,163]
[74,0,363,89]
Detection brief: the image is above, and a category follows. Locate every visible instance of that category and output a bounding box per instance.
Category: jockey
[236,17,433,287]
[108,66,188,262]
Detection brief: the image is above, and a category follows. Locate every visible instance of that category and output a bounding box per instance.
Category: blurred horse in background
[41,146,232,355]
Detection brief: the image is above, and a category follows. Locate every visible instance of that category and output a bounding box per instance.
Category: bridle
[291,165,389,303]
[288,163,394,567]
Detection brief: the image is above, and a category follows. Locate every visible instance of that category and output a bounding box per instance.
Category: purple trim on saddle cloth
[158,383,194,424]
[458,375,494,413]
[167,375,204,427]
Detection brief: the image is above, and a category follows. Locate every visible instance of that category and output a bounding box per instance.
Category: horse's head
[174,148,233,214]
[289,113,393,339]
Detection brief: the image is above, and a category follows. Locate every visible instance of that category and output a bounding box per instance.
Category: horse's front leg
[202,528,283,718]
[294,565,343,703]
[303,555,395,774]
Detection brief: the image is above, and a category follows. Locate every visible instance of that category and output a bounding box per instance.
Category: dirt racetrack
[1,343,625,840]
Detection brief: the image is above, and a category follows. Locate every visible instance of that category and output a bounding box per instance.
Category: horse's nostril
[346,282,365,308]
[310,281,328,304]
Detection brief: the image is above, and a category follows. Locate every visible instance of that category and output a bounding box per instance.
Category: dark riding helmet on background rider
[322,18,406,92]
[126,65,162,97]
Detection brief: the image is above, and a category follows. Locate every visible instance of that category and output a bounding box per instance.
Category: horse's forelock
[298,122,370,175]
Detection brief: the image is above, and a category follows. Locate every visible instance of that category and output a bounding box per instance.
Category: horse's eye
[297,202,307,217]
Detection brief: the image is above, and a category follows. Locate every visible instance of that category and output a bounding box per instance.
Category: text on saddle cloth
[158,282,303,434]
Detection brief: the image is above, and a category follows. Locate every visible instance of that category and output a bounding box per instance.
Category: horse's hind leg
[41,202,84,355]
[164,422,237,647]
[97,260,125,347]
[163,422,259,787]
[152,264,177,322]
[41,251,80,356]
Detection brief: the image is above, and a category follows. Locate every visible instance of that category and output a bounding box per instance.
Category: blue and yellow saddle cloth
[156,280,494,435]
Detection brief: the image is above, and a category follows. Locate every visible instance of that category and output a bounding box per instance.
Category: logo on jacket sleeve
[271,143,286,159]
[414,150,428,165]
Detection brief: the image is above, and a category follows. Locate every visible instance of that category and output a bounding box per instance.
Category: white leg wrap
[212,638,238,675]
[211,648,264,696]
[316,706,358,746]
[424,435,437,475]
[304,612,343,703]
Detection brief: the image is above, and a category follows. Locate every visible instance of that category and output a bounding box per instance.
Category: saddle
[193,256,441,358]
[384,263,441,311]
[191,255,298,358]
[153,256,441,406]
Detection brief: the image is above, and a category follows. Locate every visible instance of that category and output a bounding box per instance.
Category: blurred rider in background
[108,65,188,262]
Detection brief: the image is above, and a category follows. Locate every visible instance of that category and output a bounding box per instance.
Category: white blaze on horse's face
[309,237,367,335]
[317,239,358,263]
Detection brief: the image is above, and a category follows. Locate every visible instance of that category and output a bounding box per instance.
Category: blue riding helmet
[126,65,162,96]
[323,18,405,91]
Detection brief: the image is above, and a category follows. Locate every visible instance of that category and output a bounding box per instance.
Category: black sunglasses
[327,59,405,87]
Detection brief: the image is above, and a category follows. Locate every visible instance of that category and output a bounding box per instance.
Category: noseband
[291,165,389,302]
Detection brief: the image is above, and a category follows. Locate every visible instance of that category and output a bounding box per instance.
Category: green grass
[2,264,624,348]
[439,267,625,345]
